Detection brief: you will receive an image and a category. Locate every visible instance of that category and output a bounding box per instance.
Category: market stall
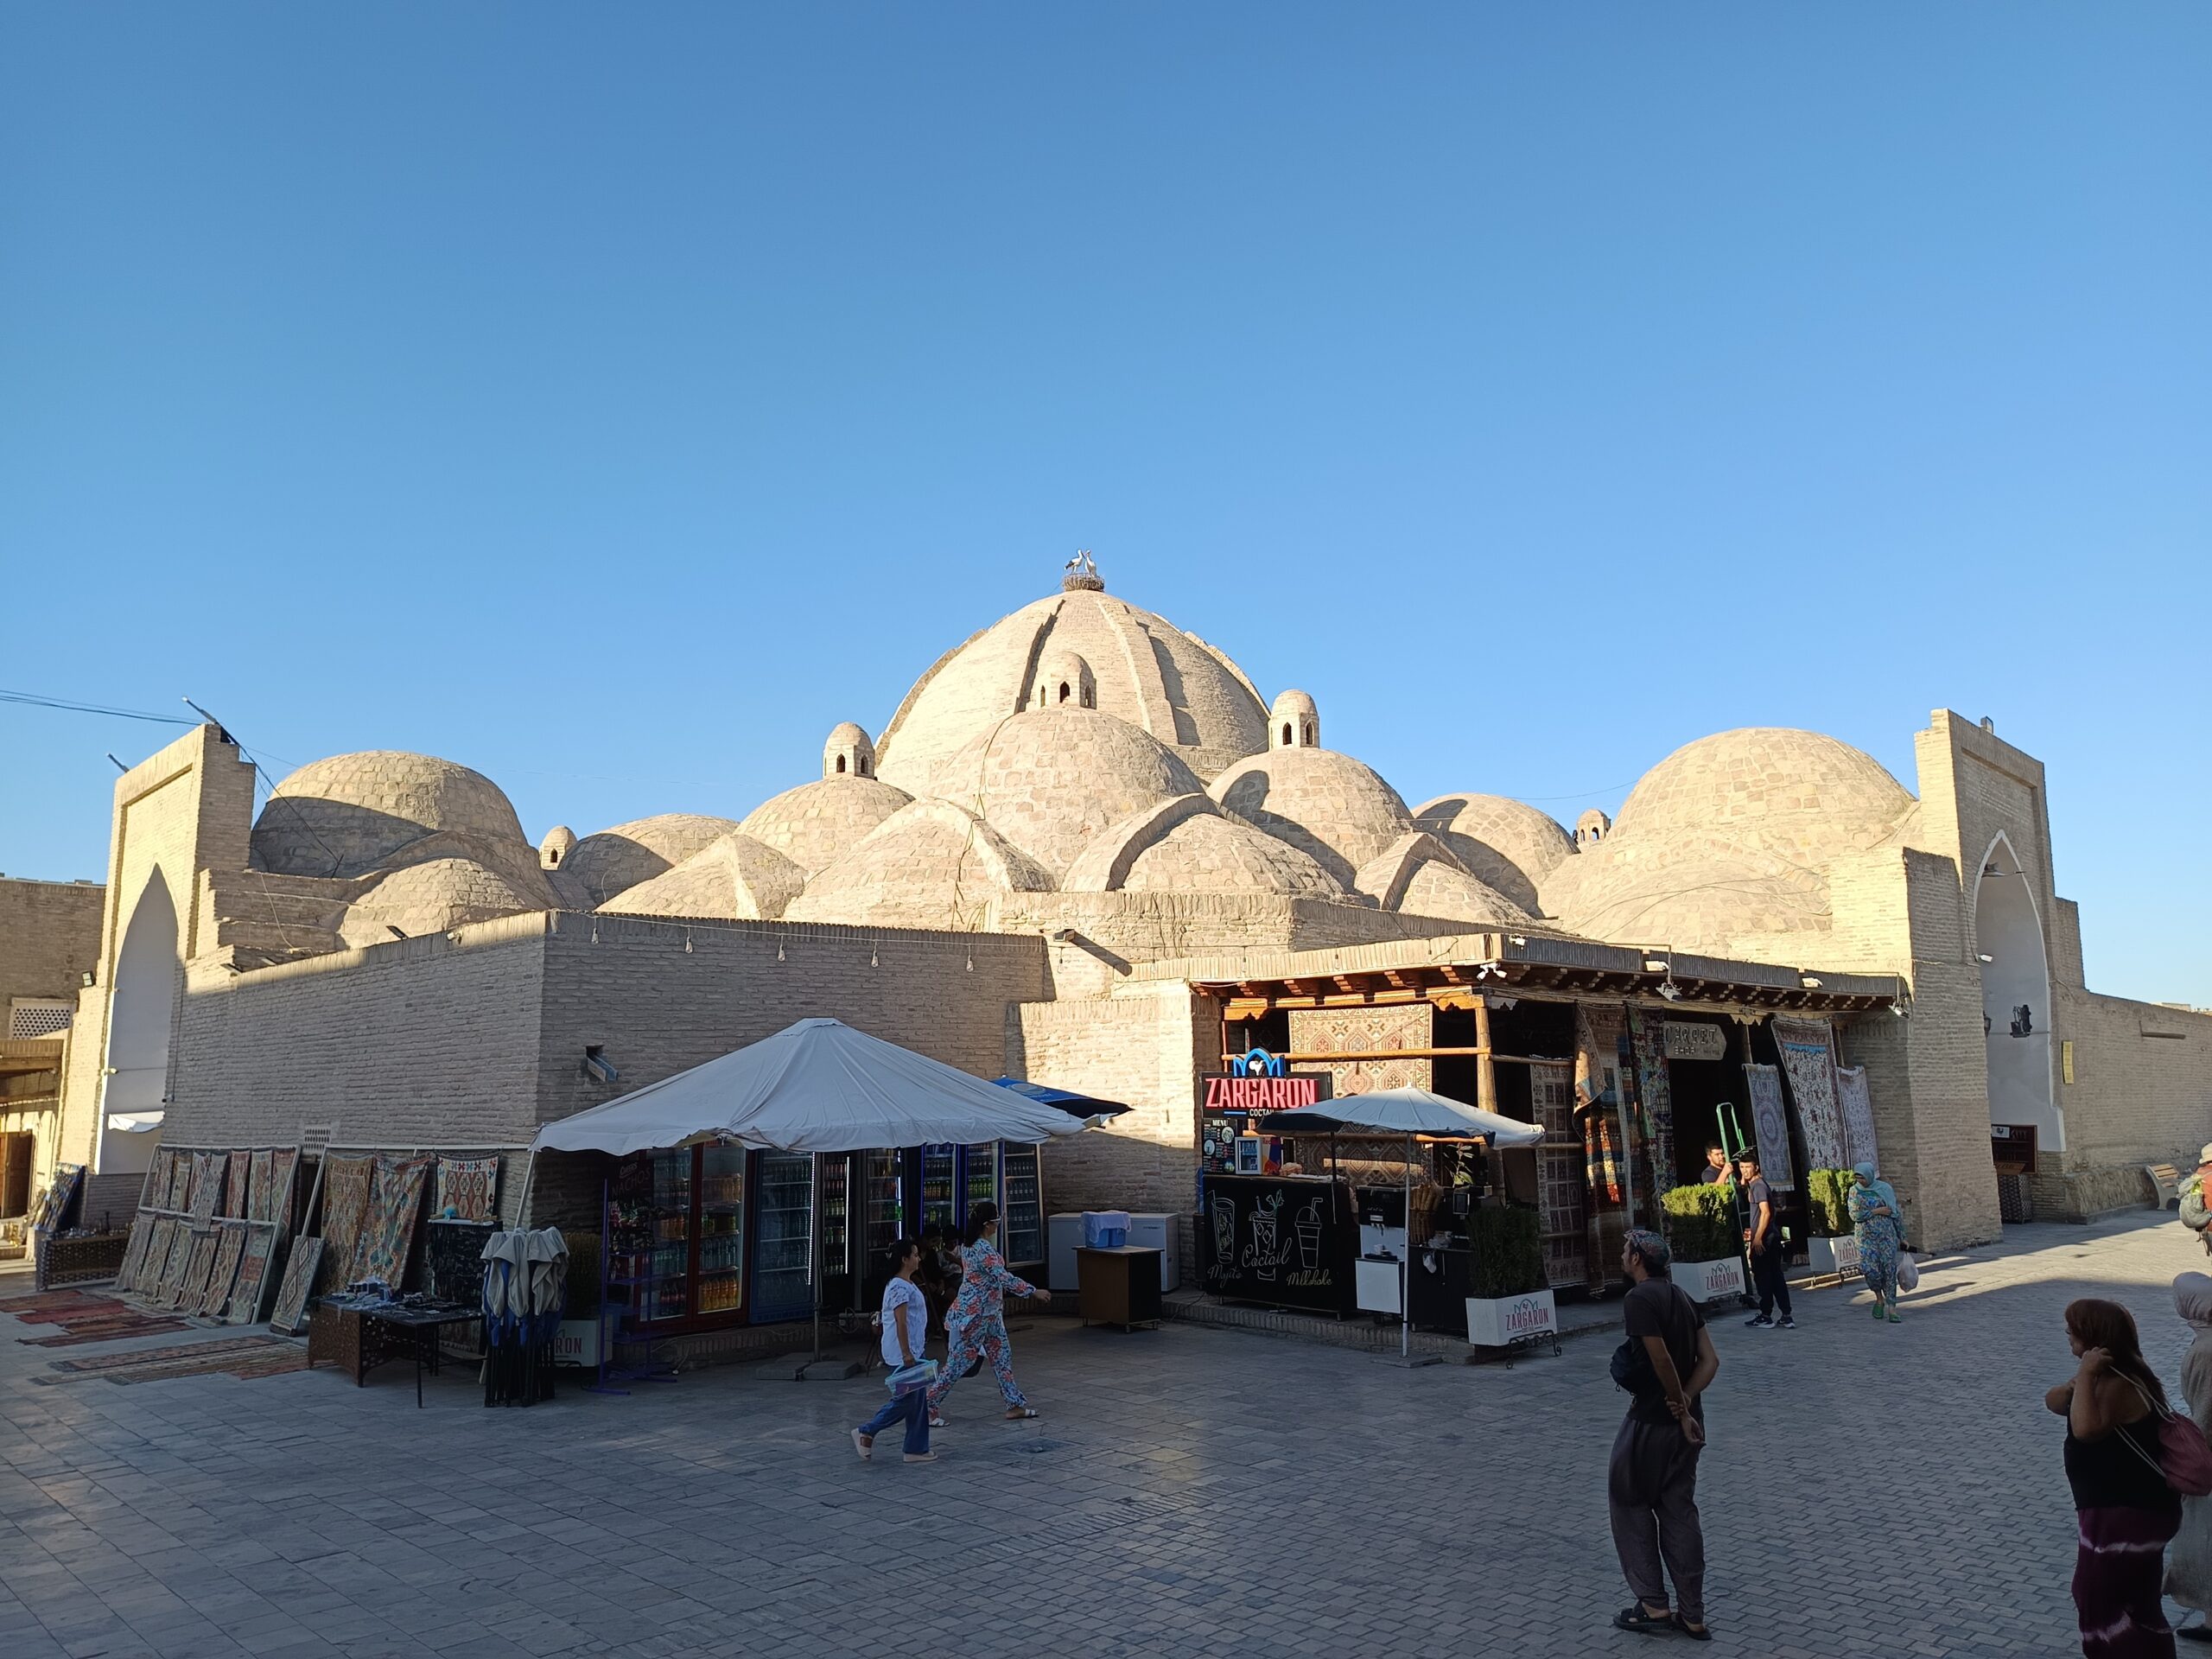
[528,1018,1090,1364]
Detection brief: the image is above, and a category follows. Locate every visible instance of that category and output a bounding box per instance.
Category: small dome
[1413,793,1576,915]
[1575,809,1611,848]
[558,814,743,906]
[925,709,1208,880]
[1061,794,1344,898]
[737,774,912,876]
[599,833,804,922]
[823,722,878,780]
[1208,747,1416,888]
[336,857,543,947]
[1610,728,1913,868]
[1546,850,1828,953]
[784,799,1053,930]
[1354,832,1532,925]
[539,826,578,871]
[1269,690,1319,750]
[874,586,1268,791]
[252,751,528,878]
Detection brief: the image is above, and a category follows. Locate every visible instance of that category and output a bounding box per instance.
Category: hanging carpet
[1625,1007,1677,1200]
[268,1148,300,1228]
[222,1226,276,1324]
[1741,1063,1797,1191]
[200,1222,250,1317]
[348,1156,431,1288]
[245,1149,275,1223]
[225,1150,251,1218]
[1836,1065,1879,1171]
[316,1154,375,1294]
[432,1156,499,1224]
[178,1230,222,1310]
[1773,1016,1848,1172]
[163,1153,192,1212]
[188,1154,224,1227]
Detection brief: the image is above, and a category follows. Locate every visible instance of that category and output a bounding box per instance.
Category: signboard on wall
[1662,1021,1729,1062]
[1198,1072,1335,1177]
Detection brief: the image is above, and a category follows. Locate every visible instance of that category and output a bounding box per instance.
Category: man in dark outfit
[1737,1150,1795,1329]
[1609,1228,1721,1642]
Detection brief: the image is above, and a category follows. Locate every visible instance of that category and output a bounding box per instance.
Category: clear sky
[3,6,2206,1003]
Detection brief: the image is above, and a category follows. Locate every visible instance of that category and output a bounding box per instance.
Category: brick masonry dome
[1207,746,1416,889]
[1413,792,1576,916]
[556,813,743,906]
[873,586,1268,792]
[924,708,1208,881]
[251,751,529,879]
[736,774,912,877]
[1608,727,1914,868]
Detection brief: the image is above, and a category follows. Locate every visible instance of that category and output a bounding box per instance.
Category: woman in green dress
[1849,1160,1904,1323]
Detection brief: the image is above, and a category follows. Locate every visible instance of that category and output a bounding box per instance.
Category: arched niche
[1974,834,2060,1151]
[98,870,181,1175]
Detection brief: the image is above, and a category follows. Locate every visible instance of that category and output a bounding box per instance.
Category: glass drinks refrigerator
[607,1145,747,1331]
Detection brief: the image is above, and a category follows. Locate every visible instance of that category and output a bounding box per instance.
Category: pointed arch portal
[98,870,181,1175]
[1975,835,2060,1153]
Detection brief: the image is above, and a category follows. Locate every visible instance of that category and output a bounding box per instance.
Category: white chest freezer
[1124,1212,1181,1293]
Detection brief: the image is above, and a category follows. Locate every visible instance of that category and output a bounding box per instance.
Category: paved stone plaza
[2,1212,2201,1658]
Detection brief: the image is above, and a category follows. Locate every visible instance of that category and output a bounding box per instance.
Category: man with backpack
[1608,1228,1721,1642]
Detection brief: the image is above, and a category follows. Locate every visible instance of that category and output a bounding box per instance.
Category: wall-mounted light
[1656,982,1684,1002]
[1644,958,1671,975]
[80,969,96,988]
[1801,976,1823,989]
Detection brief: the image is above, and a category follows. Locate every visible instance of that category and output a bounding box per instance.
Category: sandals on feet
[1006,1407,1039,1420]
[1674,1614,1713,1642]
[1613,1604,1672,1636]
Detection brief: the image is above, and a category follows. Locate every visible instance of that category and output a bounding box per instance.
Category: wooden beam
[1472,995,1497,1116]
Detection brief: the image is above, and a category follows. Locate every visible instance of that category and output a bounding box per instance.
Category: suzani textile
[1773,1017,1847,1173]
[318,1154,375,1294]
[224,1150,251,1218]
[1836,1065,1879,1172]
[1624,1007,1675,1208]
[267,1148,300,1226]
[223,1225,276,1324]
[245,1149,276,1224]
[201,1222,249,1317]
[433,1156,499,1224]
[1741,1063,1796,1191]
[347,1156,431,1288]
[269,1237,324,1336]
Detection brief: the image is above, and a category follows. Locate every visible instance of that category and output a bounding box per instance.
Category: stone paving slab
[1,1211,2204,1656]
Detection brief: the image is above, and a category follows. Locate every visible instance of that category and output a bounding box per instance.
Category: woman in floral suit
[926,1202,1052,1421]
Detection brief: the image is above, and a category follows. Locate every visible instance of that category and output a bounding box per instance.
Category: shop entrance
[0,1131,32,1216]
[1658,1016,1748,1191]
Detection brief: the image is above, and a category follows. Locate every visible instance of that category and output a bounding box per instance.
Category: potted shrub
[1661,1184,1747,1305]
[1464,1205,1555,1350]
[1804,1168,1861,1278]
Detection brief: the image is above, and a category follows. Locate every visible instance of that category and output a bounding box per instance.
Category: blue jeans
[858,1386,930,1456]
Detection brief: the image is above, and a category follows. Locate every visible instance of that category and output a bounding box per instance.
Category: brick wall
[2049,988,2212,1183]
[0,877,104,1011]
[1011,982,1215,1218]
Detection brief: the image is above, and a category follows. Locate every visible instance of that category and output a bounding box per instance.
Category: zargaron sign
[1198,1073,1335,1115]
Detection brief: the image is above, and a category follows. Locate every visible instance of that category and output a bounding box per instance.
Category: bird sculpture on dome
[1063,549,1103,591]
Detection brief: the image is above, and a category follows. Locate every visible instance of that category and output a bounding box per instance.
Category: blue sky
[2,6,2206,1002]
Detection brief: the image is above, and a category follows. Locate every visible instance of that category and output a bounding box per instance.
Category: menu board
[1197,1174,1355,1315]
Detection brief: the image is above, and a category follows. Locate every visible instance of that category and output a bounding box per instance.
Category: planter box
[1465,1287,1556,1349]
[1674,1256,1746,1305]
[1807,1235,1859,1279]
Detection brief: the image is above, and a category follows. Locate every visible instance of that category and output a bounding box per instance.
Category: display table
[308,1300,479,1406]
[1077,1246,1162,1330]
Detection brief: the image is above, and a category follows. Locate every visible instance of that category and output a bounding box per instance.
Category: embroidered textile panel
[1742,1063,1797,1192]
[201,1223,250,1317]
[268,1237,324,1336]
[116,1212,157,1292]
[246,1149,276,1224]
[179,1230,222,1310]
[225,1150,251,1218]
[317,1154,376,1295]
[432,1156,499,1224]
[1836,1065,1879,1171]
[347,1156,432,1289]
[153,1223,195,1307]
[1772,1016,1847,1172]
[1625,1007,1675,1205]
[190,1154,225,1228]
[223,1225,276,1324]
[164,1154,193,1211]
[268,1149,300,1229]
[1287,1003,1434,1094]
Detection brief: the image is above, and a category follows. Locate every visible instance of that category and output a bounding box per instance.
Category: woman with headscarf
[1848,1161,1905,1323]
[2046,1298,2182,1658]
[2166,1272,2212,1642]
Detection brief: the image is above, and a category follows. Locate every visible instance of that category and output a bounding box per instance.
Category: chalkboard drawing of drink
[1210,1195,1236,1272]
[1249,1190,1283,1280]
[1294,1195,1323,1272]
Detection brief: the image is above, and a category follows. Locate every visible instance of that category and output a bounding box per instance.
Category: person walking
[852,1238,937,1465]
[926,1201,1052,1422]
[2181,1147,2212,1257]
[1608,1228,1720,1643]
[2167,1273,2212,1642]
[1736,1151,1794,1330]
[1849,1160,1907,1323]
[2046,1298,2182,1657]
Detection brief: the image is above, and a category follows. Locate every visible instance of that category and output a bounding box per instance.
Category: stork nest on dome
[1062,550,1104,592]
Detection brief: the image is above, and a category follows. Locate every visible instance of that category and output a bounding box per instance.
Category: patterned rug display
[348,1156,431,1287]
[1624,1007,1675,1211]
[268,1236,323,1336]
[1743,1063,1797,1190]
[223,1224,276,1324]
[432,1155,499,1224]
[0,1289,119,1320]
[179,1229,222,1310]
[1836,1065,1880,1171]
[269,1148,300,1225]
[1773,1016,1848,1172]
[20,1311,193,1347]
[29,1333,306,1386]
[225,1149,251,1218]
[200,1222,249,1317]
[317,1154,375,1295]
[245,1150,276,1223]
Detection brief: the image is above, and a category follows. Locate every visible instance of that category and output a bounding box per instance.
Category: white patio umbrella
[1261,1086,1543,1357]
[529,1019,1090,1358]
